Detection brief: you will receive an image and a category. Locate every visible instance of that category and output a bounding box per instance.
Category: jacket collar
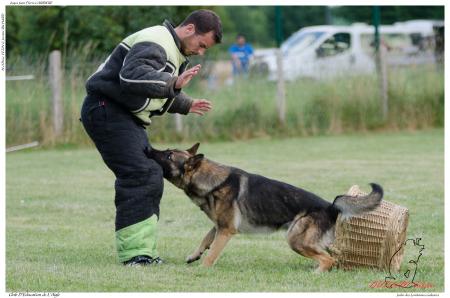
[163,20,183,54]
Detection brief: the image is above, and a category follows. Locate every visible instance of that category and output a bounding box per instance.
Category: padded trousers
[80,94,163,261]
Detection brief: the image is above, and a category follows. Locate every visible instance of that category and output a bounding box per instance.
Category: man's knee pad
[114,165,163,231]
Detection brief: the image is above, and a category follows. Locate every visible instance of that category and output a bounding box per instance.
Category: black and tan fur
[145,143,383,272]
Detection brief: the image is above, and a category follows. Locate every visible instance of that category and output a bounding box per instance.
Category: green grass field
[6,130,444,292]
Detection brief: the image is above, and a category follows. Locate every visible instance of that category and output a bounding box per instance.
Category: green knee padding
[115,215,158,263]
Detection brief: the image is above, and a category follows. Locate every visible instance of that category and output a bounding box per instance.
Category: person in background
[229,33,254,79]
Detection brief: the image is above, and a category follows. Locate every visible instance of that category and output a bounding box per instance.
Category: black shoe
[123,255,164,266]
[151,257,164,265]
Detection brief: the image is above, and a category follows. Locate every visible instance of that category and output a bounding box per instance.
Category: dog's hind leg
[202,229,235,267]
[186,227,216,264]
[287,214,336,273]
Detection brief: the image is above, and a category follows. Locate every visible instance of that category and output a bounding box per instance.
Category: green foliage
[6,6,444,57]
[333,6,444,25]
[6,6,202,56]
[271,6,329,42]
[224,6,274,47]
[6,130,444,291]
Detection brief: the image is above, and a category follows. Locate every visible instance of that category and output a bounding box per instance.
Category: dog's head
[144,143,204,188]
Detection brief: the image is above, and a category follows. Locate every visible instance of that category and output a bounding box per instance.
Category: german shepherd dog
[145,143,383,272]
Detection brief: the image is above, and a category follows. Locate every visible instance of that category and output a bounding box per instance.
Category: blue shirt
[229,43,254,73]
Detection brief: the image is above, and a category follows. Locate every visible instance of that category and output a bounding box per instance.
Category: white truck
[252,20,442,81]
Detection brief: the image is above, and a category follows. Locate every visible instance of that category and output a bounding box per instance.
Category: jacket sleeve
[119,41,180,99]
[167,92,193,115]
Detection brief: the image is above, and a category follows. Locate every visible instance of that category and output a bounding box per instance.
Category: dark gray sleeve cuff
[164,76,180,99]
[167,92,193,115]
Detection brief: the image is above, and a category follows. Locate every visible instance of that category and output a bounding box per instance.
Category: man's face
[237,36,246,46]
[180,27,216,56]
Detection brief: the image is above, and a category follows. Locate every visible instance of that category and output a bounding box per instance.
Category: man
[80,9,222,266]
[229,34,254,77]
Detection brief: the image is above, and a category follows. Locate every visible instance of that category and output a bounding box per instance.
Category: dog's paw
[314,264,334,274]
[201,258,215,268]
[186,254,201,264]
[314,267,326,274]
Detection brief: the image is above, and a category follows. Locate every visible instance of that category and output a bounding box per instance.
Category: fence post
[49,50,63,138]
[373,6,389,121]
[379,45,388,120]
[375,45,388,120]
[276,49,286,124]
[174,113,183,134]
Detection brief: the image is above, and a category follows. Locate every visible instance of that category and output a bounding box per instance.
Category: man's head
[236,34,246,46]
[175,9,222,56]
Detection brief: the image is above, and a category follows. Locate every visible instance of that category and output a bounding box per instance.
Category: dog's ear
[186,154,204,171]
[187,143,200,155]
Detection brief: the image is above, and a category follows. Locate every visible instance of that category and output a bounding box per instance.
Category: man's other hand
[189,99,212,115]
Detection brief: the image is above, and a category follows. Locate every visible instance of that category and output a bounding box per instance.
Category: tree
[5,5,445,58]
[6,6,206,57]
[332,6,444,25]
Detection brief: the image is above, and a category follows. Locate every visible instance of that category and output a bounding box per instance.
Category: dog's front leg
[202,229,234,267]
[186,227,216,264]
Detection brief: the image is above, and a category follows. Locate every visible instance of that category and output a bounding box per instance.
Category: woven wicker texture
[329,185,409,271]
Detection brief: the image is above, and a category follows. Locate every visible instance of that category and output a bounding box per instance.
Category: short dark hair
[180,9,222,44]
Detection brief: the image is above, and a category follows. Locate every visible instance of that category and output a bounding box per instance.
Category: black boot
[123,255,164,266]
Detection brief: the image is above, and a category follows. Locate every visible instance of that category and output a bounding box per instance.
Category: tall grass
[5,53,444,147]
[6,45,100,146]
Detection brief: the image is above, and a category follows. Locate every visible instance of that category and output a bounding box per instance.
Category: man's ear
[184,23,195,36]
[187,143,200,155]
[186,154,204,171]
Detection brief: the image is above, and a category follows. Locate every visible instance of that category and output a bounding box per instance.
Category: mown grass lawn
[6,129,444,292]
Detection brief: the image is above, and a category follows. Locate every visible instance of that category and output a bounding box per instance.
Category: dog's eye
[167,152,173,160]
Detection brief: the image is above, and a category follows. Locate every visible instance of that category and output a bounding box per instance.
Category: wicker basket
[329,185,409,272]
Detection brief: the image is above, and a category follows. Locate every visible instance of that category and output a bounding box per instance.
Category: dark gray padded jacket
[86,20,193,125]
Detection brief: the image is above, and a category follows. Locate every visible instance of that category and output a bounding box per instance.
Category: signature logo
[384,238,425,288]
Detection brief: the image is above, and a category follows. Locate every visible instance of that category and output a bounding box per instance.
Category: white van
[253,20,440,81]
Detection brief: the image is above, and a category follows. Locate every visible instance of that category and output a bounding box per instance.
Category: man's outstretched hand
[176,64,211,115]
[189,99,212,116]
[175,64,201,89]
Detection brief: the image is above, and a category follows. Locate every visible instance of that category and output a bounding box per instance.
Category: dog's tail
[331,183,383,218]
